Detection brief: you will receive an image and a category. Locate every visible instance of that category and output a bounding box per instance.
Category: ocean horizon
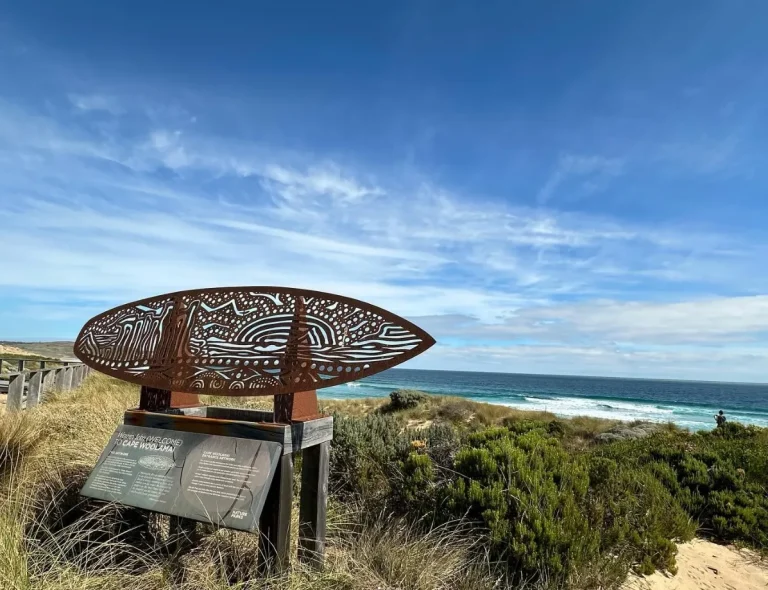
[320,368,768,431]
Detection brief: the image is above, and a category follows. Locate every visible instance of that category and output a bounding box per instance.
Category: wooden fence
[1,359,90,413]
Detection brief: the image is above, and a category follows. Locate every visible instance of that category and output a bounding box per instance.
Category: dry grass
[0,341,75,360]
[0,345,46,357]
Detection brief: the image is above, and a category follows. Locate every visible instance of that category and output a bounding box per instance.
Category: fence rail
[1,358,90,413]
[0,357,77,374]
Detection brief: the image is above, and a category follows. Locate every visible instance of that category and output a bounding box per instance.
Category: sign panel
[81,424,282,531]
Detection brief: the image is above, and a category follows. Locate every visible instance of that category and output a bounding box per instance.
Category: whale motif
[74,287,435,396]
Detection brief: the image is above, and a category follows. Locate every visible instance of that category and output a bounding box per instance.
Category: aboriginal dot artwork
[74,287,435,396]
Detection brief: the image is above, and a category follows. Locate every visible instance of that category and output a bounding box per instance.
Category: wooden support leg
[139,385,172,411]
[298,441,330,567]
[169,515,198,554]
[259,453,294,571]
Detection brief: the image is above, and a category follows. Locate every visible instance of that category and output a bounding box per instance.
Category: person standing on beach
[715,410,727,428]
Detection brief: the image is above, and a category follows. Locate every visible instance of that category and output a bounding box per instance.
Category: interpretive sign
[81,424,282,531]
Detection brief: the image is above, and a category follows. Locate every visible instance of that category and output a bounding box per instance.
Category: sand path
[624,539,767,590]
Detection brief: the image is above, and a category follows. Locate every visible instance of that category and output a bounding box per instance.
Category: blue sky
[2,1,768,381]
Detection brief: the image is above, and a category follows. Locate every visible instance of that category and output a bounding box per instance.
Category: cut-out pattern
[75,287,435,396]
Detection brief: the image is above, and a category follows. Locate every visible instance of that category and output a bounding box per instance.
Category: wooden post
[63,366,74,391]
[259,453,294,571]
[168,515,198,554]
[298,440,330,566]
[27,370,43,408]
[54,367,69,392]
[17,359,25,372]
[40,361,46,369]
[139,385,172,412]
[73,365,84,388]
[42,369,56,401]
[7,372,25,412]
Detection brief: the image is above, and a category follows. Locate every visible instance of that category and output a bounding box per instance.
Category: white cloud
[417,296,768,345]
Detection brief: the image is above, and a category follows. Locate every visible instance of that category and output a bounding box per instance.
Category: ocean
[321,369,768,431]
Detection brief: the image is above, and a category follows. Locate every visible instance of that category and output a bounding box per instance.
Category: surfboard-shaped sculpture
[74,287,435,396]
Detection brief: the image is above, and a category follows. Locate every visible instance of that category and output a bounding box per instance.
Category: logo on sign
[138,455,175,471]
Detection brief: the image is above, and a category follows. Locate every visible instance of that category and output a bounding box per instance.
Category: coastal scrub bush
[594,426,768,550]
[330,413,462,508]
[444,427,598,583]
[387,389,427,410]
[586,457,694,575]
[330,412,408,501]
[403,425,696,583]
[396,452,436,513]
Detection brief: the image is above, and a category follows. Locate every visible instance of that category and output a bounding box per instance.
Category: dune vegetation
[0,375,766,589]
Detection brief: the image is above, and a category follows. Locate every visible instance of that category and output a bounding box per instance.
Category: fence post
[17,359,25,372]
[27,370,43,408]
[71,365,81,388]
[42,369,56,402]
[7,372,26,412]
[40,360,46,369]
[54,367,70,392]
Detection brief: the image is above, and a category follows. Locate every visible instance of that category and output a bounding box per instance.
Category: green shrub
[330,412,409,501]
[330,413,462,506]
[387,389,427,410]
[594,425,768,550]
[445,428,597,583]
[396,452,436,513]
[403,422,462,469]
[586,457,694,575]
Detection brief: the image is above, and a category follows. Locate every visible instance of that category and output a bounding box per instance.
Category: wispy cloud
[537,154,625,204]
[68,93,124,115]
[657,134,742,175]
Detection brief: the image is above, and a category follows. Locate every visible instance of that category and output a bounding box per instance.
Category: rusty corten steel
[74,287,435,398]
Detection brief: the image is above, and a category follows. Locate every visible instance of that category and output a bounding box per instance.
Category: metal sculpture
[76,287,435,569]
[75,287,435,398]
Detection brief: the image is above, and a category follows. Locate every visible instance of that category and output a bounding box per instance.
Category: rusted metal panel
[73,286,435,398]
[274,390,319,422]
